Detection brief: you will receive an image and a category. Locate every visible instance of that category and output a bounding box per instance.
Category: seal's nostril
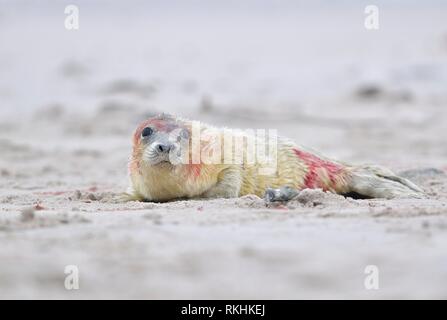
[156,144,171,153]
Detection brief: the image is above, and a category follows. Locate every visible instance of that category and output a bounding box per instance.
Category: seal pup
[126,114,423,202]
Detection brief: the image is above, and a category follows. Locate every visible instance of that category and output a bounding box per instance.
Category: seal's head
[130,114,190,174]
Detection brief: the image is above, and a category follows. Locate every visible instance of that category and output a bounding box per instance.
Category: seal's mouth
[143,147,169,165]
[146,156,172,166]
[143,140,186,166]
[144,152,177,167]
[156,160,172,165]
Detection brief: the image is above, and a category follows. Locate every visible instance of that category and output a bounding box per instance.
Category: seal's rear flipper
[348,165,425,199]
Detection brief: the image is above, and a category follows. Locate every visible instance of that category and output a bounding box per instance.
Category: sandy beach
[1,1,447,299]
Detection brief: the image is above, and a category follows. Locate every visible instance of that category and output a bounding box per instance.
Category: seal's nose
[155,143,172,153]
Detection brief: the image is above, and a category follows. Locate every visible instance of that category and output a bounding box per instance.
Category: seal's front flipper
[117,186,146,202]
[264,186,299,202]
[348,165,425,199]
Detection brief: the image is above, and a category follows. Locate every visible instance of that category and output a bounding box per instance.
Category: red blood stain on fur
[135,119,163,134]
[147,120,170,131]
[132,118,182,172]
[133,119,179,144]
[128,158,141,175]
[188,164,202,178]
[293,148,343,190]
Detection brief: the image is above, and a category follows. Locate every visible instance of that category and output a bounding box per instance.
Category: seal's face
[133,116,190,167]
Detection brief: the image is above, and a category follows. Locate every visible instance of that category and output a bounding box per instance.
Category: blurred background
[0,0,447,299]
[0,0,446,164]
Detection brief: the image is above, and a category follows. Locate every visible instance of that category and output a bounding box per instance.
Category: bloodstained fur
[293,148,343,190]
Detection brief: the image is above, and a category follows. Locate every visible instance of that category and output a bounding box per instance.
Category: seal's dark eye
[141,127,153,138]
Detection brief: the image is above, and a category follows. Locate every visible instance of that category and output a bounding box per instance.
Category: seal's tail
[345,164,424,199]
